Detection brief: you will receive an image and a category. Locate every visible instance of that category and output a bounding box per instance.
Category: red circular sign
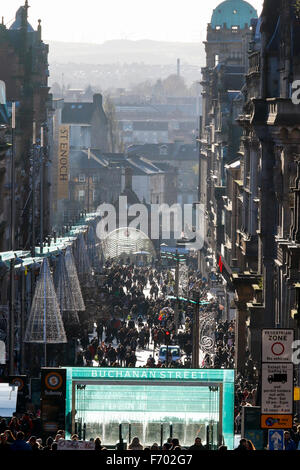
[271,342,285,356]
[45,372,63,390]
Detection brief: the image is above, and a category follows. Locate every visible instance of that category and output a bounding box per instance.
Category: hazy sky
[1,0,263,44]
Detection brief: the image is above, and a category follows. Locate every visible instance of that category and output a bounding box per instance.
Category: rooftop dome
[9,6,34,32]
[211,0,257,29]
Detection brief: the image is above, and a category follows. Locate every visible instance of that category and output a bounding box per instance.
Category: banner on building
[57,125,70,200]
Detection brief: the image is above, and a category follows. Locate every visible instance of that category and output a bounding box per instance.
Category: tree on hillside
[130,80,154,97]
[162,74,188,96]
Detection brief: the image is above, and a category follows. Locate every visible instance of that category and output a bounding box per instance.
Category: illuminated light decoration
[74,234,93,287]
[53,253,79,325]
[86,224,102,271]
[199,312,216,353]
[24,258,67,344]
[65,246,85,312]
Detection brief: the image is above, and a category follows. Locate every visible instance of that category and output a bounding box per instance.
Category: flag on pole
[218,256,223,273]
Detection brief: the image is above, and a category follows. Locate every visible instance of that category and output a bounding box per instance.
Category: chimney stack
[177,58,181,77]
[93,93,103,109]
[125,167,133,190]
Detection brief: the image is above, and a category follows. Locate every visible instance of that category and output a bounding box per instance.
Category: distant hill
[47,39,205,91]
[47,39,205,66]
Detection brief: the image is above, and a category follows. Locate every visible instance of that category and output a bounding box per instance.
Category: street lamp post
[160,249,186,334]
[9,102,16,375]
[40,126,44,255]
[31,121,36,257]
[192,291,200,369]
[174,250,180,335]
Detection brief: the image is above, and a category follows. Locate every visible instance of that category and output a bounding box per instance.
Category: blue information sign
[268,429,284,450]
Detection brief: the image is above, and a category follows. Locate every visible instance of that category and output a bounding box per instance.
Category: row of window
[215,25,253,32]
[78,174,98,183]
[78,189,97,202]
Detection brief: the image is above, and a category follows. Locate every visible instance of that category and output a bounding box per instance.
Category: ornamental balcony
[248,51,260,75]
[250,98,300,128]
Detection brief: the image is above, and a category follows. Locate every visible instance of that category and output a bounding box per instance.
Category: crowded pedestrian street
[1,0,300,457]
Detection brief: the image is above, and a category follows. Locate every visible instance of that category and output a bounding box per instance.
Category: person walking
[10,431,32,451]
[283,431,296,450]
[189,437,206,450]
[128,436,143,450]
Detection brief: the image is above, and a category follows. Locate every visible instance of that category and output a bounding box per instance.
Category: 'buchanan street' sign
[65,367,234,382]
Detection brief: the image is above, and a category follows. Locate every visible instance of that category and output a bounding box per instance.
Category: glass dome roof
[211,0,257,29]
[101,227,156,261]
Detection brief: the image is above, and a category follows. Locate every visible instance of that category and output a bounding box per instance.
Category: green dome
[211,0,257,29]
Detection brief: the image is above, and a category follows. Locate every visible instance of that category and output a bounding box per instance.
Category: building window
[78,190,85,202]
[160,145,168,156]
[79,174,85,182]
[92,175,98,183]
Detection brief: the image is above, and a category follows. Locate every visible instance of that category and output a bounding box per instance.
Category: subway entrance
[63,367,235,449]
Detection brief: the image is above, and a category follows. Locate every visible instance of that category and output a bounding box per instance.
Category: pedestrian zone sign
[262,329,294,363]
[268,429,284,450]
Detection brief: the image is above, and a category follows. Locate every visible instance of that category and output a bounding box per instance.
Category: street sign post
[268,429,284,450]
[261,329,294,430]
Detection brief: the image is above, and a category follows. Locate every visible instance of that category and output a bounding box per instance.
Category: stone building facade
[199,0,257,284]
[235,0,300,368]
[0,2,51,251]
[199,0,300,372]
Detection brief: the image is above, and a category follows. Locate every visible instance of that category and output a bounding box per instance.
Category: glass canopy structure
[64,367,235,449]
[101,227,156,261]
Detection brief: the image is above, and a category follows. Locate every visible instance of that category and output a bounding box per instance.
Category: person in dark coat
[189,437,206,450]
[10,431,32,451]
